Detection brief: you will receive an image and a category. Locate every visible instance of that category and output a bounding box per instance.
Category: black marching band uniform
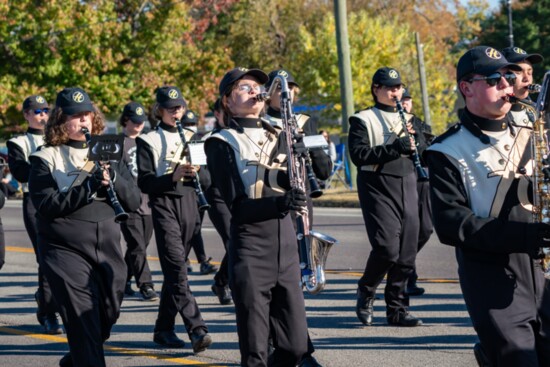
[205,67,308,366]
[426,46,550,366]
[29,87,139,367]
[349,67,426,326]
[119,101,158,301]
[136,86,212,353]
[7,95,62,333]
[0,175,5,270]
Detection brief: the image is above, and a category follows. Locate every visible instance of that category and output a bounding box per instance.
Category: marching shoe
[298,355,323,367]
[34,290,45,326]
[473,342,491,367]
[387,311,423,327]
[355,289,375,325]
[124,281,136,296]
[200,257,218,275]
[406,277,425,296]
[153,330,185,348]
[140,286,159,301]
[186,259,193,273]
[211,284,232,305]
[59,353,73,367]
[44,314,63,335]
[190,329,213,354]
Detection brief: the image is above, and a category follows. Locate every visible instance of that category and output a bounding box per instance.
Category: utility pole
[415,33,431,127]
[507,0,514,47]
[333,0,355,187]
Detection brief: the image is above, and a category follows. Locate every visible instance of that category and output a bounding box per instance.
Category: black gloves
[292,140,308,156]
[277,188,307,212]
[394,136,414,154]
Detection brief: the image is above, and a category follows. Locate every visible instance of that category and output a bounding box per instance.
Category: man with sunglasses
[7,95,63,335]
[349,67,427,327]
[501,46,544,127]
[426,46,550,366]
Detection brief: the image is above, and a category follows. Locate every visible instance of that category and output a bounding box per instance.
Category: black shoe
[298,355,323,367]
[190,329,213,354]
[405,283,425,296]
[153,330,185,348]
[211,284,232,305]
[355,289,375,325]
[59,353,73,367]
[124,281,136,296]
[140,286,159,301]
[200,257,218,275]
[186,259,193,273]
[44,314,63,335]
[387,311,423,327]
[473,342,491,367]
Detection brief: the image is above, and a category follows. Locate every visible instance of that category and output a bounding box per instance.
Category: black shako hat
[219,67,269,96]
[22,95,49,111]
[56,87,94,115]
[372,67,402,87]
[501,46,544,65]
[181,110,198,125]
[122,101,147,124]
[456,46,522,82]
[156,86,187,109]
[266,69,300,89]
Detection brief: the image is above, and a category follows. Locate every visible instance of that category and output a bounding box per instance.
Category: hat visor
[160,99,187,109]
[477,62,522,76]
[243,69,269,85]
[380,80,403,87]
[129,116,147,124]
[62,103,94,115]
[525,54,544,64]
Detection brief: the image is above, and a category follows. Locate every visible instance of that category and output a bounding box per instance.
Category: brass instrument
[264,75,337,294]
[394,98,429,182]
[174,119,210,212]
[508,71,550,279]
[81,128,128,223]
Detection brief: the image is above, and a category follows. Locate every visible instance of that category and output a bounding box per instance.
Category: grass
[313,187,359,208]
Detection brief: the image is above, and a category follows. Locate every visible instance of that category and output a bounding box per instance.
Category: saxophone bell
[302,230,338,294]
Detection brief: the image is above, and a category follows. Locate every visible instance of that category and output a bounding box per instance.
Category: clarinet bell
[114,209,129,223]
[308,177,323,198]
[197,194,211,212]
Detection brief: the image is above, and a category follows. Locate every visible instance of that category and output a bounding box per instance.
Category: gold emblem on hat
[513,47,527,55]
[485,47,502,60]
[389,70,399,79]
[168,89,179,99]
[238,67,248,72]
[187,112,194,118]
[36,96,46,104]
[73,92,85,103]
[277,70,289,78]
[136,107,144,116]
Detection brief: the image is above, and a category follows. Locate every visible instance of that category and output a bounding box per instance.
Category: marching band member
[136,86,213,353]
[119,101,159,301]
[205,67,308,366]
[7,95,63,334]
[29,87,139,367]
[426,46,550,366]
[349,67,426,327]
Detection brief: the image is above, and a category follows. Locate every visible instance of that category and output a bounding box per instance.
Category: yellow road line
[0,326,224,366]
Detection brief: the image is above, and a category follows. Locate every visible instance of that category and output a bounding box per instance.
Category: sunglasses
[235,83,263,93]
[467,72,517,87]
[34,108,50,115]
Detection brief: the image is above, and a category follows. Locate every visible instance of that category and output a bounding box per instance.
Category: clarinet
[394,97,429,182]
[81,127,128,223]
[174,119,210,211]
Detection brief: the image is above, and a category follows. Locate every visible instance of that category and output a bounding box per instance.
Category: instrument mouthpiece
[255,92,270,102]
[528,84,542,93]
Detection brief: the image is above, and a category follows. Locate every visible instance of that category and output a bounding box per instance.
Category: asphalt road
[0,199,478,366]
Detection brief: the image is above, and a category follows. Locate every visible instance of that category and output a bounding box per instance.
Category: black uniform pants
[24,194,57,317]
[206,186,231,287]
[357,171,419,318]
[121,212,154,289]
[186,210,207,264]
[458,251,550,367]
[39,218,126,367]
[0,217,4,270]
[412,180,433,280]
[230,216,308,367]
[151,194,207,336]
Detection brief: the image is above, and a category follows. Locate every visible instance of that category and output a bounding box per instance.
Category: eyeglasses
[34,108,50,115]
[467,72,517,87]
[235,83,263,93]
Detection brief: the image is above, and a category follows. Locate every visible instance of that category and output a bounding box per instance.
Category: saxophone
[263,74,338,294]
[508,72,550,279]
